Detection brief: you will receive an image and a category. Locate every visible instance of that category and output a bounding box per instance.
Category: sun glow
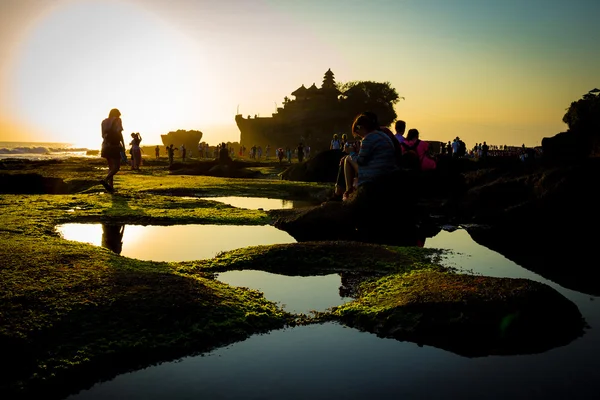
[7,1,220,149]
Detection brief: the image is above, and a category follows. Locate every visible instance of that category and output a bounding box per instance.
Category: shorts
[101,142,122,160]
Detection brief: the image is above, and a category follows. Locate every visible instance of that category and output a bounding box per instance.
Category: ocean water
[0,141,95,160]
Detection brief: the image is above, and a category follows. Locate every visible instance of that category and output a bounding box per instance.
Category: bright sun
[8,1,218,148]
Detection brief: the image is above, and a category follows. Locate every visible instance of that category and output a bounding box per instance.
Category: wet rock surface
[274,155,600,292]
[331,270,585,357]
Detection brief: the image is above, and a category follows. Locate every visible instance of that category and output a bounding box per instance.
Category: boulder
[280,149,345,182]
[332,271,584,357]
[0,173,69,194]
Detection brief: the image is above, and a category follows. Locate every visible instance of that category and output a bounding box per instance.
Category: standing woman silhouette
[100,108,125,193]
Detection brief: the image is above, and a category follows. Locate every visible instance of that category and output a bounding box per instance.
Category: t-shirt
[331,139,341,150]
[356,130,399,186]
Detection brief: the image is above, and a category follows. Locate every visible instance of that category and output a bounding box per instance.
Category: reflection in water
[465,225,600,296]
[68,319,599,400]
[198,196,317,210]
[56,224,296,261]
[65,228,600,400]
[101,224,124,254]
[339,271,378,298]
[216,270,352,314]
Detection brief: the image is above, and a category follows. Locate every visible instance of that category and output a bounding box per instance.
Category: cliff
[161,130,203,152]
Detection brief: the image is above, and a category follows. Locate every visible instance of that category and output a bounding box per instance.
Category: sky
[0,0,598,149]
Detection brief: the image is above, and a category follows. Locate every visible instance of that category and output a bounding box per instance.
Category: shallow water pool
[56,223,296,261]
[196,196,318,210]
[216,270,352,314]
[65,227,600,399]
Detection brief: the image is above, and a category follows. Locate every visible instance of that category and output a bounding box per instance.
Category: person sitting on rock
[332,140,359,201]
[341,112,400,201]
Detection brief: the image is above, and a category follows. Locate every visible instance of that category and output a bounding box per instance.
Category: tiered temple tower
[235,69,346,150]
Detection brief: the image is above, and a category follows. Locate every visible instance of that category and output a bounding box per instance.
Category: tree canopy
[562,89,600,136]
[337,81,402,127]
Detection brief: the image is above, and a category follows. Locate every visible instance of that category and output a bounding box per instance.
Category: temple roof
[291,84,307,96]
[306,83,319,93]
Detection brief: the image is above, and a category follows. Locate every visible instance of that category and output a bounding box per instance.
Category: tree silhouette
[337,81,403,127]
[562,89,600,135]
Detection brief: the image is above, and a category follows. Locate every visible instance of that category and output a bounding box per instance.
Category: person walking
[100,108,125,193]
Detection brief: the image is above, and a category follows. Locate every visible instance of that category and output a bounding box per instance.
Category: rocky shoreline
[0,155,590,398]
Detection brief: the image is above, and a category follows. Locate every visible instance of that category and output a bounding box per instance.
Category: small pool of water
[65,227,600,400]
[196,196,318,210]
[216,270,352,314]
[56,224,296,261]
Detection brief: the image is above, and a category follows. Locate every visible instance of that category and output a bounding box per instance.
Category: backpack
[400,139,421,170]
[101,118,120,144]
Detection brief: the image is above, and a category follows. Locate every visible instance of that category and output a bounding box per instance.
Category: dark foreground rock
[280,149,346,182]
[168,159,263,178]
[275,155,600,293]
[0,173,69,194]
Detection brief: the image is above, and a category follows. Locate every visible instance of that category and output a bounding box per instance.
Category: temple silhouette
[236,69,352,150]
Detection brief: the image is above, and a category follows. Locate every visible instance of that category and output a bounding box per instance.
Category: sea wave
[0,146,91,155]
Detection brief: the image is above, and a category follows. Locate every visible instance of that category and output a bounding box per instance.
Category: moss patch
[177,241,442,276]
[0,233,289,399]
[331,270,585,357]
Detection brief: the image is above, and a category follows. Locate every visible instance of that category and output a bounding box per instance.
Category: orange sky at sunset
[1,0,598,149]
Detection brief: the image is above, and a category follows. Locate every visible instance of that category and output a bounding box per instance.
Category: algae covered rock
[332,270,584,357]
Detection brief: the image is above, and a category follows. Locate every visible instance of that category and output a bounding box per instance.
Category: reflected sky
[68,321,599,400]
[56,224,296,261]
[216,270,352,314]
[66,227,600,400]
[197,196,317,210]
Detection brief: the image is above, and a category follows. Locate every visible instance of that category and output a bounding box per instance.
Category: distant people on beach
[167,144,176,166]
[481,141,489,159]
[129,132,142,170]
[155,145,160,160]
[394,120,406,144]
[331,134,341,150]
[451,137,466,158]
[286,147,292,163]
[297,143,305,162]
[100,108,125,193]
